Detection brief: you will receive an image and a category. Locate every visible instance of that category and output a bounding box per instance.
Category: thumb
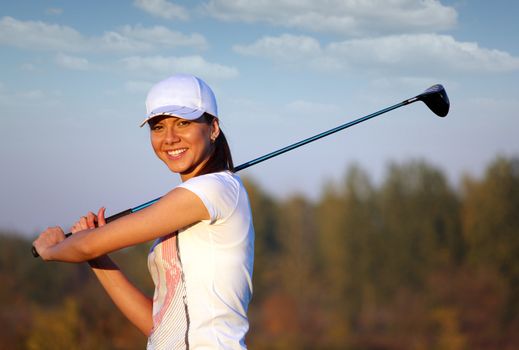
[97,207,107,226]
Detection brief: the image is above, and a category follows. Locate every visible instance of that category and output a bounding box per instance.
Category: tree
[462,156,519,323]
[315,164,378,347]
[26,298,82,350]
[376,160,462,293]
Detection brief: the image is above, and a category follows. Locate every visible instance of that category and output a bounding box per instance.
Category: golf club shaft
[32,96,420,257]
[234,98,415,172]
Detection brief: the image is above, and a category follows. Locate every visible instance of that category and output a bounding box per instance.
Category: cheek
[150,135,161,155]
[199,133,213,153]
[188,128,211,148]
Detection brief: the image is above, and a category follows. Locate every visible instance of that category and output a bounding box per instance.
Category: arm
[32,187,210,334]
[71,209,154,336]
[33,186,210,262]
[89,254,154,336]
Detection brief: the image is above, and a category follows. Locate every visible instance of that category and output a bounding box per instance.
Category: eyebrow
[150,116,181,125]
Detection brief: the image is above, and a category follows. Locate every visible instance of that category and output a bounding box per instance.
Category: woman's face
[149,115,219,181]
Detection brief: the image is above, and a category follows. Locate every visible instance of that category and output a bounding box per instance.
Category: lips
[165,148,188,161]
[167,148,187,157]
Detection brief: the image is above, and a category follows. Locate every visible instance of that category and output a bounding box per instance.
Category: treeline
[1,156,518,349]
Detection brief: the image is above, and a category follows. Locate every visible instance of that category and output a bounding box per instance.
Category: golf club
[32,84,450,257]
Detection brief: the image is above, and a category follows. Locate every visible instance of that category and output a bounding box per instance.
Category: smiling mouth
[167,148,187,157]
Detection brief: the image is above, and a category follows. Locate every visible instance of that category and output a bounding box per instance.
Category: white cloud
[114,24,207,50]
[234,33,519,74]
[134,0,189,20]
[45,8,64,16]
[369,76,441,91]
[233,34,342,71]
[120,55,239,80]
[0,17,206,54]
[20,63,37,71]
[204,0,457,36]
[55,53,90,70]
[327,34,519,73]
[0,83,61,107]
[0,16,86,52]
[234,34,322,62]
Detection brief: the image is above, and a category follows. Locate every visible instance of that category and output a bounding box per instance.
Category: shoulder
[177,171,244,222]
[180,171,241,192]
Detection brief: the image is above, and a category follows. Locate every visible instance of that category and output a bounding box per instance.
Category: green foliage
[0,233,149,350]
[242,177,281,300]
[1,156,518,349]
[376,160,462,292]
[26,298,81,350]
[462,156,519,322]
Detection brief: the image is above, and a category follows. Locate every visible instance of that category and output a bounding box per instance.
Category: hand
[70,207,107,233]
[33,226,66,260]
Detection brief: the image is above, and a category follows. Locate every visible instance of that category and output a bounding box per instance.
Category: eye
[177,120,191,127]
[150,124,164,131]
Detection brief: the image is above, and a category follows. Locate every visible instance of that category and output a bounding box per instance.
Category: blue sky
[1,0,518,236]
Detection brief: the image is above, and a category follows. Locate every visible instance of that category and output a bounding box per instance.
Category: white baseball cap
[140,73,218,127]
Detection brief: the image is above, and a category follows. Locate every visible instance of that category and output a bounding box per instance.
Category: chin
[167,163,194,176]
[167,165,185,174]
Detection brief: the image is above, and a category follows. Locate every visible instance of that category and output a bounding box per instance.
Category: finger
[33,226,65,260]
[86,212,97,229]
[78,216,89,230]
[71,222,81,233]
[51,226,66,240]
[97,207,107,226]
[36,226,65,245]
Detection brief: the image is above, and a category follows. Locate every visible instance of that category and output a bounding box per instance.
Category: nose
[164,125,180,144]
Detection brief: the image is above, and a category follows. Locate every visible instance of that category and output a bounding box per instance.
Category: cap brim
[139,105,205,127]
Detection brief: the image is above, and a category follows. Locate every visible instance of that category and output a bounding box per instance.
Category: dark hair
[195,113,234,176]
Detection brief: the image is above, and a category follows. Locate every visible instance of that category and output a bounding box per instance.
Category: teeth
[167,148,187,156]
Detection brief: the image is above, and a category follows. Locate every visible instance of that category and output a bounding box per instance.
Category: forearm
[43,229,97,262]
[39,189,210,262]
[88,255,153,336]
[44,224,134,262]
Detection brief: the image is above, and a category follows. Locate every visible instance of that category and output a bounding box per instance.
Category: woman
[33,74,255,349]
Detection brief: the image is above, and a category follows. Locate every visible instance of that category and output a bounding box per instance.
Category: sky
[1,0,518,236]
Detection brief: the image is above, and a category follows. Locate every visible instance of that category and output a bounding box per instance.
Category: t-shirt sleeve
[177,173,240,224]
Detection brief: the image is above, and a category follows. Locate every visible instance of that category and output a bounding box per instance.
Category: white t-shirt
[147,171,255,350]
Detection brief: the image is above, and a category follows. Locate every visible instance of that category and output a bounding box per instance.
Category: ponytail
[195,113,234,176]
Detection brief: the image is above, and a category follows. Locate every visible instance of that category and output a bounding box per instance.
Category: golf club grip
[31,208,133,258]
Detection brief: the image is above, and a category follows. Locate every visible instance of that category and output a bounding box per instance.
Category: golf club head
[416,84,450,117]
